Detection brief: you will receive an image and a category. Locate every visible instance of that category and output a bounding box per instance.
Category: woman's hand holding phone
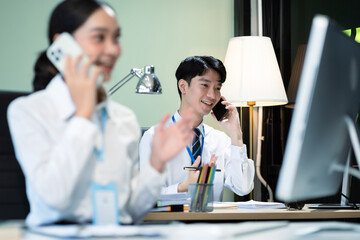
[150,108,194,173]
[47,32,104,119]
[64,54,102,119]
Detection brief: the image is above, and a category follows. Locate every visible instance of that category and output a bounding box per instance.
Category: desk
[2,220,360,239]
[144,205,360,222]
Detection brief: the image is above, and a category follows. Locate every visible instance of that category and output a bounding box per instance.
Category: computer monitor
[276,15,360,205]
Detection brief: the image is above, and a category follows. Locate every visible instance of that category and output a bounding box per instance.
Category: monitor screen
[276,15,360,202]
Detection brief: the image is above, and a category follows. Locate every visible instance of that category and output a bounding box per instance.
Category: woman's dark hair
[175,56,226,99]
[33,0,105,91]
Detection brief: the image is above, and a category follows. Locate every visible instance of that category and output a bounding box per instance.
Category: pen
[183,167,224,172]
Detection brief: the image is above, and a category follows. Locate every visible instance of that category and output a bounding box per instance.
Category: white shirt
[7,75,165,226]
[139,111,255,201]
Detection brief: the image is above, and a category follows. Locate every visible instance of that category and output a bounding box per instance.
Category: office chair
[0,90,30,219]
[141,127,149,137]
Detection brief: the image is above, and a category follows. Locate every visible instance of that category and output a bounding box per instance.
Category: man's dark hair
[175,56,226,99]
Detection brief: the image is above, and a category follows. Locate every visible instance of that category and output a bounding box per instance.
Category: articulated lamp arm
[108,68,142,96]
[108,65,161,95]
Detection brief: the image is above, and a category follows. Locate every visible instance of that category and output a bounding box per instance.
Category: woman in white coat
[7,0,193,227]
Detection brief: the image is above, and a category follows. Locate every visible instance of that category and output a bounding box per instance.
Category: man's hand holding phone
[212,96,244,147]
[212,97,228,121]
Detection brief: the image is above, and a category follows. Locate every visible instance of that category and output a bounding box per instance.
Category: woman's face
[73,6,121,82]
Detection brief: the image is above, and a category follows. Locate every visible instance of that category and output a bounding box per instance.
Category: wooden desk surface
[144,205,360,222]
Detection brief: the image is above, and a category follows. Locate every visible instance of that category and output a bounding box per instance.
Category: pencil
[183,167,224,172]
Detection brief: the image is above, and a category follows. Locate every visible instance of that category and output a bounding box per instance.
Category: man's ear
[178,79,188,95]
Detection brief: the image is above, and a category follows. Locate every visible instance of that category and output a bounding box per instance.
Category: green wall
[0,0,233,129]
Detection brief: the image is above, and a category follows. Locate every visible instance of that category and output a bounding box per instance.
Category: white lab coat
[139,111,255,201]
[7,75,165,226]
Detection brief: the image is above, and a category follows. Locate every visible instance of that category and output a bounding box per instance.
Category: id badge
[91,183,119,225]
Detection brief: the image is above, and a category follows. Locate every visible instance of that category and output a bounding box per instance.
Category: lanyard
[94,107,107,162]
[171,115,204,164]
[91,107,119,226]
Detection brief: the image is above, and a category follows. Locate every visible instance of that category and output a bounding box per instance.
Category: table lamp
[222,36,288,201]
[108,65,162,95]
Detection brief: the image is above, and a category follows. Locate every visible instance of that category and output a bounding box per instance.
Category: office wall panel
[0,0,233,128]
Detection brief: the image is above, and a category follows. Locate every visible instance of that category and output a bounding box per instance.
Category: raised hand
[150,108,194,172]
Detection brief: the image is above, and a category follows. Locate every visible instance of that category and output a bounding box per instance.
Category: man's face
[179,69,222,118]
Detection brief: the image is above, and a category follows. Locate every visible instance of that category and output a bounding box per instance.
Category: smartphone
[212,97,228,121]
[46,32,103,88]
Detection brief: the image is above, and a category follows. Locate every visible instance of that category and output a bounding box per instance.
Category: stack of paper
[156,192,190,207]
[28,224,161,238]
[214,200,286,209]
[213,202,239,208]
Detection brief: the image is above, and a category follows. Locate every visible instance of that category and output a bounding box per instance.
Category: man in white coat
[139,56,255,201]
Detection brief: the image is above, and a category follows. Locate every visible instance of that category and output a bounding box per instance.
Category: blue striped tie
[192,128,201,163]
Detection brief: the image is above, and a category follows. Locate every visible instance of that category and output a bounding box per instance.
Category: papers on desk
[20,221,360,240]
[27,221,288,239]
[28,224,162,238]
[160,221,289,239]
[150,192,190,212]
[296,221,360,236]
[156,192,190,207]
[214,200,286,209]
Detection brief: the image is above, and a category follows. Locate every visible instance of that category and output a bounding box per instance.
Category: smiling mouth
[102,66,113,72]
[201,100,214,107]
[96,63,113,72]
[94,59,114,70]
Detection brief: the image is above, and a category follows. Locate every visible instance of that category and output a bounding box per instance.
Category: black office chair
[0,90,30,219]
[141,127,149,137]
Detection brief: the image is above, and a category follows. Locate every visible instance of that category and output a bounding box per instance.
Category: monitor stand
[309,116,360,210]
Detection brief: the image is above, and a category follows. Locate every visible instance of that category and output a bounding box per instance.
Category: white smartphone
[46,32,104,88]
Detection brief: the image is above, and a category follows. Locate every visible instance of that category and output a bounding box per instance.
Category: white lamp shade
[222,36,288,107]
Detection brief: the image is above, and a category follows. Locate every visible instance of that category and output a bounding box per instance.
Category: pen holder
[188,183,213,212]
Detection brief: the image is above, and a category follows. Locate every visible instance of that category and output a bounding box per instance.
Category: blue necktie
[192,128,201,163]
